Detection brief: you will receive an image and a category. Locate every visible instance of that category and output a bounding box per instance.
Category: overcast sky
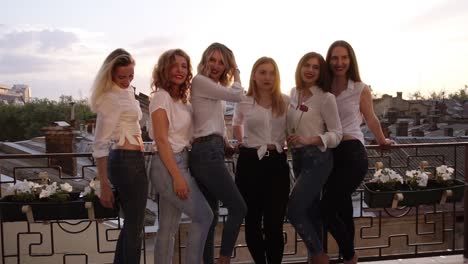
[1,0,467,100]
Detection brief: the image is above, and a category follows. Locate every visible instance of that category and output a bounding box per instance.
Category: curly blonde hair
[197,42,236,86]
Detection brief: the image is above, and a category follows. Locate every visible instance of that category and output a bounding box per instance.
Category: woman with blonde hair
[90,48,148,264]
[149,48,213,264]
[233,57,290,264]
[189,42,247,264]
[286,52,342,264]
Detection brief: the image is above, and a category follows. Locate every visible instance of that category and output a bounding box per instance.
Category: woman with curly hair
[189,42,247,264]
[149,49,213,264]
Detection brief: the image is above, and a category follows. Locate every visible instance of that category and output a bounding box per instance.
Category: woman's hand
[287,134,308,146]
[173,176,190,200]
[99,181,114,209]
[378,138,395,150]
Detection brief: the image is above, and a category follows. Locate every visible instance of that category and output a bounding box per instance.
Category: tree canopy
[0,96,95,141]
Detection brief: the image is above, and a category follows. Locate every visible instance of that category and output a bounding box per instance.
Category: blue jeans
[108,149,148,264]
[287,146,332,256]
[190,135,247,263]
[150,149,213,264]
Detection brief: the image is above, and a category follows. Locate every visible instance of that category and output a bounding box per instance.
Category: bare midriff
[342,134,358,141]
[114,135,144,151]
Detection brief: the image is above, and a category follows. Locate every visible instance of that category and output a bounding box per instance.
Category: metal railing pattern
[0,142,466,263]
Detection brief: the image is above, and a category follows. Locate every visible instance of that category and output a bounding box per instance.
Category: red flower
[299,104,308,112]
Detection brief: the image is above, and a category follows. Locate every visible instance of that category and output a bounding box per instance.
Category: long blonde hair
[246,57,286,117]
[89,48,135,112]
[197,42,236,86]
[151,49,192,104]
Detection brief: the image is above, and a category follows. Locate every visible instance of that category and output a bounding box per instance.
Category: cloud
[0,28,79,52]
[404,0,468,30]
[0,53,52,74]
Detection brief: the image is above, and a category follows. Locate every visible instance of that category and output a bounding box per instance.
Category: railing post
[464,145,468,261]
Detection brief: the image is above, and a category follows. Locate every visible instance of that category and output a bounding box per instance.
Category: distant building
[373,92,431,118]
[0,84,32,104]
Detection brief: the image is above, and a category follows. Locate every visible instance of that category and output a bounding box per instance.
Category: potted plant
[0,175,119,222]
[363,162,464,208]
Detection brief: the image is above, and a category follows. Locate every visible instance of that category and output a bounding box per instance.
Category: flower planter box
[0,195,119,222]
[363,179,465,208]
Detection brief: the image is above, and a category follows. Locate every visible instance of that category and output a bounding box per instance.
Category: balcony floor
[362,255,465,264]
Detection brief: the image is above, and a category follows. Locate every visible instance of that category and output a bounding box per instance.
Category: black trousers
[321,140,368,261]
[235,147,290,264]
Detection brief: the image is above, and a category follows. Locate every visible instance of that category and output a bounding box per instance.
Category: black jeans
[321,140,368,261]
[108,149,148,264]
[235,147,290,264]
[190,135,247,263]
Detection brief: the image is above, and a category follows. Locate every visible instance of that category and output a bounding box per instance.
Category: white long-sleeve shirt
[233,95,289,159]
[92,84,142,158]
[287,86,342,151]
[190,74,244,139]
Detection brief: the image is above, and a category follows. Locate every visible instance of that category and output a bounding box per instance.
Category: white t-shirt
[92,84,142,159]
[335,80,366,145]
[191,74,245,139]
[148,88,192,153]
[287,86,342,151]
[233,95,289,159]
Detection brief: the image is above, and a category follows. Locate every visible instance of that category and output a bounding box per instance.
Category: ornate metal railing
[0,142,467,263]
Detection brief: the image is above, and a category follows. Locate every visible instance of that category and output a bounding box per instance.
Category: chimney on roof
[396,121,409,137]
[411,129,424,137]
[380,121,391,138]
[387,110,398,124]
[444,127,454,137]
[413,111,421,126]
[396,92,402,99]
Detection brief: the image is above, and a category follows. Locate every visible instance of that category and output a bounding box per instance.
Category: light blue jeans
[150,149,213,264]
[287,145,332,257]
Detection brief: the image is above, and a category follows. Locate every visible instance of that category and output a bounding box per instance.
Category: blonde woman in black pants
[321,40,393,264]
[233,57,290,264]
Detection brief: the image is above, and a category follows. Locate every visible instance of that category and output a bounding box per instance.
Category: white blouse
[287,86,342,151]
[191,74,245,139]
[148,88,192,153]
[335,80,366,145]
[233,95,289,159]
[92,84,142,159]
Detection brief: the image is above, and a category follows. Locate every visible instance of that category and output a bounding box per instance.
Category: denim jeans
[235,147,290,264]
[287,146,332,257]
[190,135,247,263]
[108,149,148,264]
[150,149,213,264]
[321,140,368,260]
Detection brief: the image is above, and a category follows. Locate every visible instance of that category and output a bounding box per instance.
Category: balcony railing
[0,142,466,263]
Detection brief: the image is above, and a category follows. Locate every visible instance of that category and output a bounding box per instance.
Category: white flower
[435,165,454,181]
[405,170,429,187]
[80,179,101,198]
[39,182,58,198]
[371,168,403,184]
[8,180,41,194]
[60,183,73,193]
